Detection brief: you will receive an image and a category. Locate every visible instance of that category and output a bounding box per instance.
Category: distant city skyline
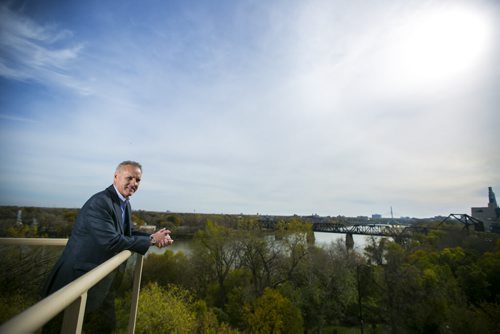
[1,0,499,218]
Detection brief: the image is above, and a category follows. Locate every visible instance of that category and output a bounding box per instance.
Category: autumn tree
[134,283,197,333]
[244,288,303,333]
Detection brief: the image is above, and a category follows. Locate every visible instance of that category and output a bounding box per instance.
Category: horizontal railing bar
[0,237,68,246]
[0,249,132,334]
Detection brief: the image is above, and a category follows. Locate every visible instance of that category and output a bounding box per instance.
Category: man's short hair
[116,160,142,173]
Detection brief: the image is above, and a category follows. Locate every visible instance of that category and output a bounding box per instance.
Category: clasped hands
[150,228,174,248]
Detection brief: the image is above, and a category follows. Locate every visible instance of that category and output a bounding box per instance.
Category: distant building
[371,214,382,219]
[471,187,500,232]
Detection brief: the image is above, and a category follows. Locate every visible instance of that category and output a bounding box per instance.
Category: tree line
[122,220,499,333]
[1,206,499,332]
[0,205,316,239]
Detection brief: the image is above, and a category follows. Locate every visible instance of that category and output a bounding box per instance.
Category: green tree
[289,245,333,331]
[142,250,192,288]
[274,219,310,284]
[192,221,241,307]
[364,236,389,265]
[323,240,363,327]
[132,213,146,227]
[238,232,281,295]
[377,242,423,332]
[244,288,303,334]
[223,268,253,329]
[477,239,500,303]
[134,283,197,333]
[166,214,182,226]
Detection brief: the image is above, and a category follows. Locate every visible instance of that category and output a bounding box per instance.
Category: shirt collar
[113,184,127,203]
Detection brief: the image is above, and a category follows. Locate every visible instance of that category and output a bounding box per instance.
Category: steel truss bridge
[311,214,486,238]
[312,222,409,237]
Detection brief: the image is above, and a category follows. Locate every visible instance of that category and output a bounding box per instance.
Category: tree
[238,231,281,295]
[192,221,242,307]
[223,268,253,329]
[377,242,423,332]
[131,214,146,227]
[364,236,389,265]
[244,288,303,333]
[322,240,363,327]
[134,283,197,333]
[142,250,192,288]
[274,219,311,285]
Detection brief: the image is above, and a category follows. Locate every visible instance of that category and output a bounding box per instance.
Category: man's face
[113,165,142,199]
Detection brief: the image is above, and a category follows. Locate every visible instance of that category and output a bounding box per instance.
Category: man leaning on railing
[41,160,173,333]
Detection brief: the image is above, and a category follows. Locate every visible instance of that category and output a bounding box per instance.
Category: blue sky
[1,0,499,218]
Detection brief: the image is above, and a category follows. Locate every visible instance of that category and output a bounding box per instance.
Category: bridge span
[312,222,411,237]
[312,214,488,237]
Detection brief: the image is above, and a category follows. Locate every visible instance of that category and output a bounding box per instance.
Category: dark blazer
[42,185,150,309]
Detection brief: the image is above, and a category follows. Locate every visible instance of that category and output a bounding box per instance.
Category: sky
[0,0,499,218]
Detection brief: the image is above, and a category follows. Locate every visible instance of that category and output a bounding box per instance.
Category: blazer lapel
[106,185,128,235]
[113,201,125,234]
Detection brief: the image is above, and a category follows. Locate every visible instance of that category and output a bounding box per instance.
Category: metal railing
[0,238,144,334]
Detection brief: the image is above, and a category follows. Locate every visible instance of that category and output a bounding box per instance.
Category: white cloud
[0,0,498,217]
[0,3,88,94]
[0,113,38,123]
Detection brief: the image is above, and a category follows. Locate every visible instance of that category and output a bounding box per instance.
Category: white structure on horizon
[472,187,500,232]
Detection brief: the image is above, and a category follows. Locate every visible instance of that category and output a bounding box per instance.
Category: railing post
[61,292,87,334]
[128,253,144,334]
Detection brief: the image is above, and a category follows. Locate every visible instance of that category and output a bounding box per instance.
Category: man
[42,161,173,332]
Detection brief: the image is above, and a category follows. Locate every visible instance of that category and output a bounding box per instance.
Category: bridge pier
[346,232,354,250]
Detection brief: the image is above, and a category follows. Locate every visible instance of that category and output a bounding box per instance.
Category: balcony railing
[0,238,144,334]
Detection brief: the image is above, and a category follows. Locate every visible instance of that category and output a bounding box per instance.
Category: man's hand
[150,228,174,248]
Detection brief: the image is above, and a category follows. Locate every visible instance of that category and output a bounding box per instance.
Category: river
[147,231,385,256]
